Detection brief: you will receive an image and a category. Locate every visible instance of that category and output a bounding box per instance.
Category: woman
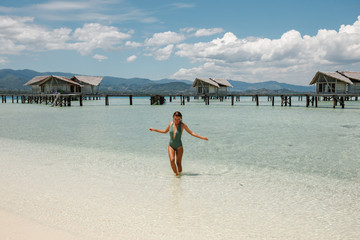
[149,111,208,176]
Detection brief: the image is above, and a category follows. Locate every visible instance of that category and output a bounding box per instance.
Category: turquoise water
[0,97,359,239]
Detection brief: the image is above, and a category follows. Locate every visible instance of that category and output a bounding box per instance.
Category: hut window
[330,83,335,92]
[198,87,208,94]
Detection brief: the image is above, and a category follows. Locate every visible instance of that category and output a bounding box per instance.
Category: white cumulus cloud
[126,55,137,62]
[0,56,8,64]
[0,15,71,53]
[0,16,133,56]
[71,23,132,55]
[145,31,185,46]
[194,28,224,37]
[173,16,360,84]
[125,41,142,48]
[93,54,108,62]
[147,44,174,61]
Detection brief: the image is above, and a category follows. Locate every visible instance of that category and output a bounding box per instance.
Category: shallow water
[0,97,359,239]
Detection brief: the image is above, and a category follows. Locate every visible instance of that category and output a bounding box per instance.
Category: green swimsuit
[169,122,182,151]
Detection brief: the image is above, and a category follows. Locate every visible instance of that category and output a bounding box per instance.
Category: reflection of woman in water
[149,111,208,176]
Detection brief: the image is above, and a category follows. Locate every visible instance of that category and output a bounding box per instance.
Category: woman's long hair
[173,111,182,123]
[173,111,182,118]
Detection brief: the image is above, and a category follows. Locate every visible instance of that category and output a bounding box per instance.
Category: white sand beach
[0,209,83,240]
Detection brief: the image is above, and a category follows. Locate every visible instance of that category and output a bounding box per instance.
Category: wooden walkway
[1,93,359,109]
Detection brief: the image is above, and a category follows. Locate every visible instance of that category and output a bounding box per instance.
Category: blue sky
[1,0,360,85]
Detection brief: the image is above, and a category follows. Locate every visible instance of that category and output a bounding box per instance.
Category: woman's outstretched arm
[149,122,171,134]
[183,123,208,141]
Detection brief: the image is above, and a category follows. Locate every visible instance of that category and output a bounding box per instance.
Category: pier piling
[1,93,358,109]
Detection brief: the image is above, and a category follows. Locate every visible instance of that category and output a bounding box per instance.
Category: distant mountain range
[0,69,313,94]
[228,80,314,93]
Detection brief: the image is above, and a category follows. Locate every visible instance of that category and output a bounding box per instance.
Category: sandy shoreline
[0,209,83,240]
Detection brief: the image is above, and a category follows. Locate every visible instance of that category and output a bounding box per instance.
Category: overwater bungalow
[24,75,103,94]
[310,71,360,94]
[71,76,103,94]
[192,78,233,96]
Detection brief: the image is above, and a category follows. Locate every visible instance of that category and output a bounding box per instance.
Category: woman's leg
[176,146,183,174]
[168,145,178,175]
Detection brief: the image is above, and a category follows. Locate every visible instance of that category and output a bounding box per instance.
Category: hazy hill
[154,79,193,85]
[229,80,313,93]
[0,69,313,94]
[0,69,39,91]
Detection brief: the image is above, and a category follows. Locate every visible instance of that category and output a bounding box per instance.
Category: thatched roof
[309,71,354,85]
[24,75,81,86]
[338,71,360,81]
[24,76,50,86]
[72,76,103,86]
[193,78,219,87]
[211,78,233,87]
[192,78,233,88]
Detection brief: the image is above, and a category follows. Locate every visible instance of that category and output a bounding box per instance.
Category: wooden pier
[0,93,359,109]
